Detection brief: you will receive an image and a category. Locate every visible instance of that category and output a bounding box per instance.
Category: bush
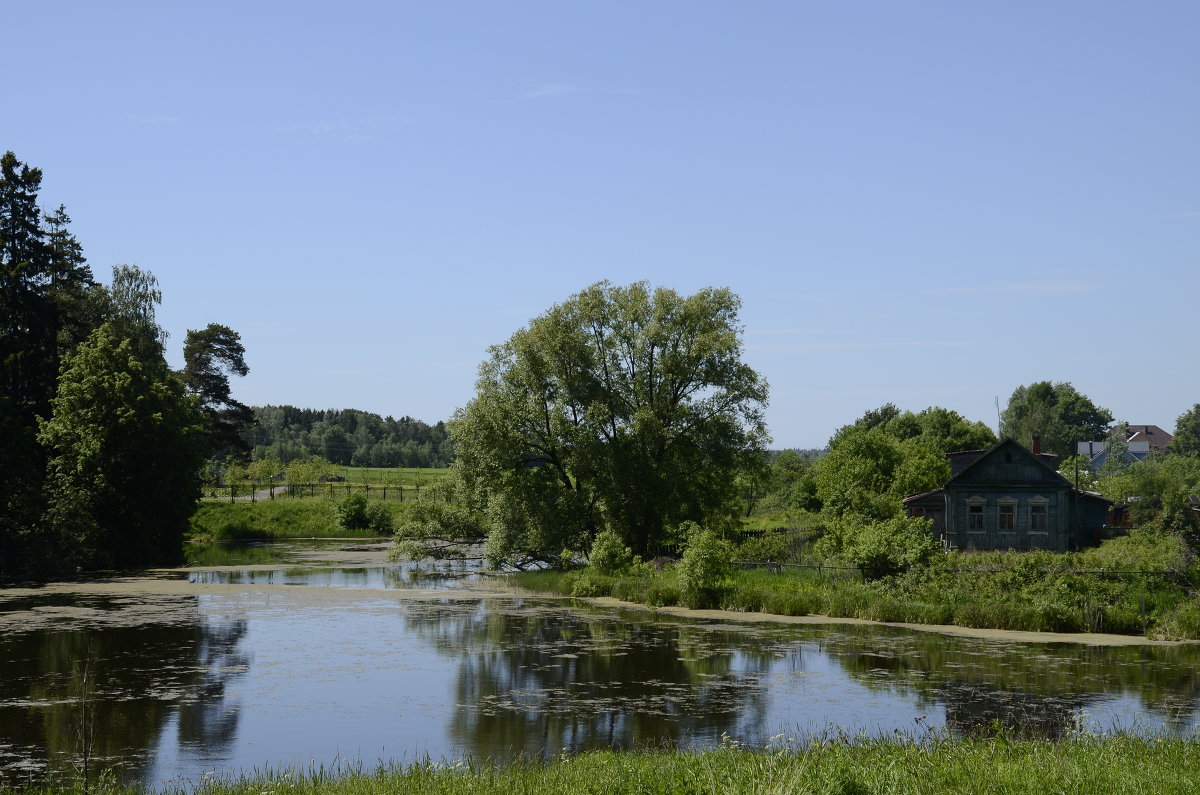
[677,528,733,608]
[569,572,615,597]
[336,493,371,530]
[589,529,635,574]
[365,501,394,533]
[844,516,939,580]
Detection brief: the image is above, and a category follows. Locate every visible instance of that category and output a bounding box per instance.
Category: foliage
[1170,403,1200,457]
[188,500,360,540]
[813,404,991,526]
[831,403,996,456]
[452,281,768,567]
[38,323,206,568]
[840,516,939,580]
[336,494,372,530]
[1057,455,1099,491]
[336,494,395,534]
[245,457,284,483]
[1000,381,1113,458]
[182,323,253,460]
[285,456,339,485]
[249,405,453,468]
[0,152,254,579]
[1099,455,1200,540]
[588,529,636,574]
[521,528,1200,638]
[390,476,490,562]
[677,526,734,608]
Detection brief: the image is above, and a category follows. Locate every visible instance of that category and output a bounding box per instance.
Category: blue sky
[5,1,1198,448]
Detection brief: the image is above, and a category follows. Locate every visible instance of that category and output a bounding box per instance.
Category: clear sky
[5,1,1198,448]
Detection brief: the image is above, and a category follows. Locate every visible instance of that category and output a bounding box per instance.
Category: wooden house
[903,438,1110,552]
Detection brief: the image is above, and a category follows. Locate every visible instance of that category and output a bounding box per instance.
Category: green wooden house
[903,438,1110,552]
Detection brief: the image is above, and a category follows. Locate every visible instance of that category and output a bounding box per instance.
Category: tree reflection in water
[0,593,247,785]
[403,600,790,760]
[408,599,1200,755]
[809,625,1200,738]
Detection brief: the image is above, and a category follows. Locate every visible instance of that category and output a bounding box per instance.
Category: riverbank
[10,736,1199,794]
[189,501,407,540]
[512,536,1200,641]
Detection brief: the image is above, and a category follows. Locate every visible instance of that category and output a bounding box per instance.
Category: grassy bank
[189,500,406,540]
[515,530,1200,639]
[12,737,1199,794]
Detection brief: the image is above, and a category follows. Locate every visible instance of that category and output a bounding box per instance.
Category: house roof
[902,488,944,503]
[944,437,1067,488]
[939,437,1112,503]
[1110,424,1174,451]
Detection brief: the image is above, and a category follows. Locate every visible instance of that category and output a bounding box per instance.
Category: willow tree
[445,282,768,567]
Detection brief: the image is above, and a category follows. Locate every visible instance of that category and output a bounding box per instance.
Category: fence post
[251,484,256,503]
[229,483,234,504]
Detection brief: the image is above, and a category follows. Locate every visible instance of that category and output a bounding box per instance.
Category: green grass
[13,736,1200,794]
[517,529,1200,639]
[189,500,407,540]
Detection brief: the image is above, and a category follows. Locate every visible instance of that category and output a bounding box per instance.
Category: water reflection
[819,626,1200,737]
[402,601,783,759]
[186,560,481,589]
[0,594,246,785]
[3,578,1200,789]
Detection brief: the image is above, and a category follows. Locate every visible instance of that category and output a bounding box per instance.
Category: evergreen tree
[183,323,254,460]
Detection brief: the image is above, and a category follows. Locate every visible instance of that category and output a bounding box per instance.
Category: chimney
[1031,435,1041,455]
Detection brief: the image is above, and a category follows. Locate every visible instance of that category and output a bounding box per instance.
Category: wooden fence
[202,482,425,503]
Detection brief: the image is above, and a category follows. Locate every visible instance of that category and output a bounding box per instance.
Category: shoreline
[2,538,1192,647]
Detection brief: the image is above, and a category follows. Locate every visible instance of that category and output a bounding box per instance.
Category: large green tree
[429,282,768,567]
[999,381,1112,458]
[38,323,205,569]
[1170,404,1200,458]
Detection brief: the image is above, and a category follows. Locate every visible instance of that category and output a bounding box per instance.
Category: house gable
[945,438,1069,490]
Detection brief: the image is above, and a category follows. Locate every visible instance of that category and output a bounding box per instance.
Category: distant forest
[245,406,453,468]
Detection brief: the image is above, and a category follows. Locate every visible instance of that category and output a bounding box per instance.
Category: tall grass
[9,736,1199,794]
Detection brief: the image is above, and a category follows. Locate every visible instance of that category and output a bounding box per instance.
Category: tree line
[244,405,453,468]
[1,152,252,579]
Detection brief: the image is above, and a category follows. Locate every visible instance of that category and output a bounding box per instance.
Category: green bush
[844,515,939,580]
[589,529,635,574]
[336,493,371,530]
[677,528,733,608]
[365,501,394,533]
[569,572,615,597]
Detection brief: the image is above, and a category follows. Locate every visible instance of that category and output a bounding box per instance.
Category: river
[1,540,1198,789]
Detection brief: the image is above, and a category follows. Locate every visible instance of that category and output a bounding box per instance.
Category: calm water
[2,542,1199,789]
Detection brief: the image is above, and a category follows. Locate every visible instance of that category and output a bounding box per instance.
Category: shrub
[570,572,615,598]
[336,493,371,530]
[589,529,635,574]
[677,528,733,608]
[365,501,394,533]
[845,516,939,580]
